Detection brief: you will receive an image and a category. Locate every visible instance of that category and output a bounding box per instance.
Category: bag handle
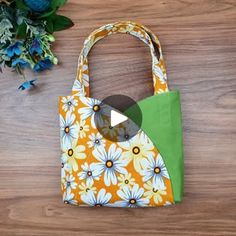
[72,21,169,96]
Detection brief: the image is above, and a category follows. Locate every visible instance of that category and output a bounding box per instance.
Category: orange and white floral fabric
[59,21,174,207]
[72,21,169,96]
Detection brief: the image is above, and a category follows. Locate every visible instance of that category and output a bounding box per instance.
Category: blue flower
[6,42,23,58]
[33,58,53,72]
[24,0,51,13]
[29,38,43,55]
[12,58,29,68]
[18,79,37,90]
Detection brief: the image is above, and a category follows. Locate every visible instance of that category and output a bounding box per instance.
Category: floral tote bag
[59,21,184,207]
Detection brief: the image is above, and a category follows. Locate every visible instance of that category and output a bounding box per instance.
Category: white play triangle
[110,110,128,127]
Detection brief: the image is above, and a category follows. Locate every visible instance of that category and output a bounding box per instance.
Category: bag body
[59,21,184,207]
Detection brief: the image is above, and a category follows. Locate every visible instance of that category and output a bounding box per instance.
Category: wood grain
[0,0,236,235]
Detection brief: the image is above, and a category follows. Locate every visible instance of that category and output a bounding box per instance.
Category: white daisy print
[101,120,117,138]
[102,23,114,31]
[114,184,149,208]
[92,144,128,186]
[119,132,154,172]
[118,173,135,189]
[73,79,84,96]
[61,154,72,179]
[63,190,77,205]
[117,120,140,142]
[81,188,111,207]
[141,153,169,188]
[78,162,100,185]
[61,139,86,171]
[77,119,89,138]
[64,174,78,192]
[143,180,167,204]
[78,97,109,128]
[78,182,97,195]
[130,30,148,45]
[81,64,89,87]
[164,201,172,206]
[153,64,166,82]
[61,96,78,112]
[87,133,106,149]
[60,112,79,147]
[82,37,94,60]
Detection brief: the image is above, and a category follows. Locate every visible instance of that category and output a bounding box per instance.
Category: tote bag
[59,21,184,207]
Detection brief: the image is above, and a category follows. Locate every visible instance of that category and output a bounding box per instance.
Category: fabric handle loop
[72,21,169,96]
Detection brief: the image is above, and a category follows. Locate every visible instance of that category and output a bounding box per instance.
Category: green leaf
[16,22,27,38]
[15,0,29,11]
[46,19,54,33]
[51,0,67,9]
[46,14,74,32]
[53,15,73,31]
[37,7,57,19]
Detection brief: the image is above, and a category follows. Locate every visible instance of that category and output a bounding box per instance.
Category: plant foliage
[0,0,74,90]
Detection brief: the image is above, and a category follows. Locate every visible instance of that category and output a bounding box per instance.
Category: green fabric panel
[124,91,184,203]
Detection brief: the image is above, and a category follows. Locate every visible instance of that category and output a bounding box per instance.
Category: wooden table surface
[0,0,236,235]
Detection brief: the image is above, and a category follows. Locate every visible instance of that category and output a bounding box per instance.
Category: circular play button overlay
[94,94,142,142]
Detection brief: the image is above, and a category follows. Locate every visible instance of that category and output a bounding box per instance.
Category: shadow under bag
[59,21,184,207]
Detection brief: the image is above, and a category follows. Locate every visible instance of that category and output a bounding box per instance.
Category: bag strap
[72,21,169,96]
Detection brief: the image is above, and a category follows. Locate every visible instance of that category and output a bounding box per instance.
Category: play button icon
[94,94,142,142]
[110,110,128,127]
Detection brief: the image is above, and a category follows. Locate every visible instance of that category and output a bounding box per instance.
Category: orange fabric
[59,22,174,207]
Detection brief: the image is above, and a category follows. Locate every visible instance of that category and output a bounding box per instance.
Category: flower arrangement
[0,0,73,90]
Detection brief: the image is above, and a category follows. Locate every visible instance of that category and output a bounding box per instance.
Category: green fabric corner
[124,91,184,203]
